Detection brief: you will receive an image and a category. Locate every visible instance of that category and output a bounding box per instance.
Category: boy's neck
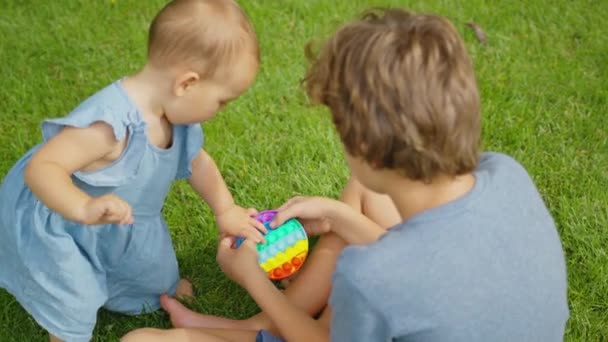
[384,172,476,222]
[122,64,169,119]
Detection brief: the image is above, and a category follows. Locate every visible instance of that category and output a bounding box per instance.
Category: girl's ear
[173,71,200,97]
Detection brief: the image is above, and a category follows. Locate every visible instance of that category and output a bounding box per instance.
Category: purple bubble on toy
[234,210,278,247]
[256,210,278,225]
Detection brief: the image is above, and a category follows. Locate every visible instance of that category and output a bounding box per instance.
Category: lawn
[0,0,606,341]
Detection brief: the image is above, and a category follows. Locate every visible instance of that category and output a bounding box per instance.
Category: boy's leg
[126,296,336,342]
[162,176,400,331]
[160,231,345,330]
[121,327,258,342]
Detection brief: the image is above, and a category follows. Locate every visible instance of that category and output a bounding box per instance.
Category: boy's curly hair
[148,0,259,77]
[304,9,480,182]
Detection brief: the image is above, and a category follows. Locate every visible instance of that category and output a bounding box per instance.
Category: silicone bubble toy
[235,210,308,280]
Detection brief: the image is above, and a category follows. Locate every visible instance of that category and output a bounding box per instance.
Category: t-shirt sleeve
[175,124,204,180]
[329,268,392,342]
[41,107,146,187]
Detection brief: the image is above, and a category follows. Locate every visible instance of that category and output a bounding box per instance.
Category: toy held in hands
[235,210,308,280]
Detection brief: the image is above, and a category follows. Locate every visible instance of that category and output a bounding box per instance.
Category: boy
[123,8,569,342]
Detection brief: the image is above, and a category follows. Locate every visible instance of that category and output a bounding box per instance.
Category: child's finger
[219,236,233,248]
[216,237,235,263]
[103,201,122,221]
[217,237,236,257]
[224,235,237,246]
[250,218,267,234]
[125,205,134,224]
[276,197,301,212]
[117,201,128,221]
[120,205,133,225]
[247,208,258,216]
[112,201,130,224]
[252,228,266,243]
[270,205,299,228]
[240,238,258,251]
[117,202,130,223]
[243,228,264,244]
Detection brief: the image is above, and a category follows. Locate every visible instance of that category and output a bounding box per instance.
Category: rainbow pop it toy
[235,210,308,280]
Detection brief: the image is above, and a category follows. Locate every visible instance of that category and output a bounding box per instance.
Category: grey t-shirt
[329,153,569,341]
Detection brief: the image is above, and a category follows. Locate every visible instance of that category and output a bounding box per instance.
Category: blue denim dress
[0,80,203,341]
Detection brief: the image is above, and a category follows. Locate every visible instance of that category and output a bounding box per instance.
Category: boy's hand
[215,204,267,243]
[81,194,134,225]
[270,196,334,236]
[216,236,267,289]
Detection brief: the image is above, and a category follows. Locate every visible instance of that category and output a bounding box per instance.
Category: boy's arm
[326,200,386,244]
[272,197,386,245]
[217,238,330,342]
[246,272,330,342]
[188,150,266,240]
[24,122,121,222]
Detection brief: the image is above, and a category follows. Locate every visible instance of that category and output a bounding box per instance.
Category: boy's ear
[173,71,200,97]
[360,143,383,169]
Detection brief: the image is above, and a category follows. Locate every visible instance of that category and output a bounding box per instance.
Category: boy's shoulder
[477,151,529,176]
[476,151,543,203]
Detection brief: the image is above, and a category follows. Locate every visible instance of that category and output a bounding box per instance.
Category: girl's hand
[215,205,267,243]
[216,236,267,289]
[270,196,335,236]
[81,194,133,225]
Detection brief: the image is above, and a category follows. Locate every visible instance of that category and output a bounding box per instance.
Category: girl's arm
[24,122,122,222]
[187,150,235,215]
[187,150,266,240]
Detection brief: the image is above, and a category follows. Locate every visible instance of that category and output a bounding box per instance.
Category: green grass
[0,0,606,340]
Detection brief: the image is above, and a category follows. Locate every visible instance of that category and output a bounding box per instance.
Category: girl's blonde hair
[148,0,259,77]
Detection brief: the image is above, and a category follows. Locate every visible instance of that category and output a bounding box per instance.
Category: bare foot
[175,278,194,300]
[160,293,260,330]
